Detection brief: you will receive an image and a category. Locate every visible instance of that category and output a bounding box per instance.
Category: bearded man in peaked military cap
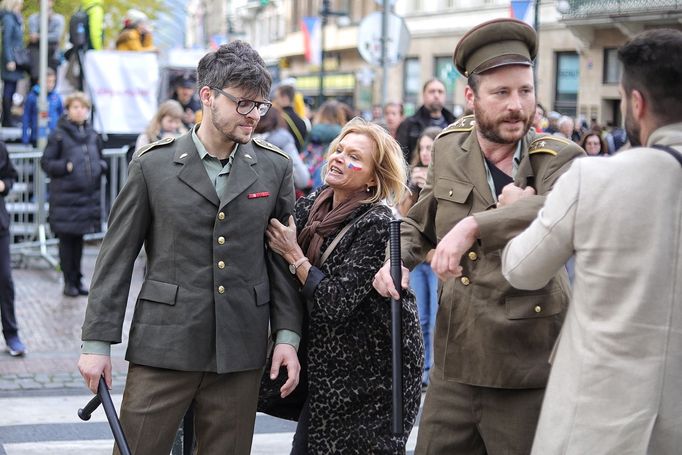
[77,41,303,455]
[373,18,585,454]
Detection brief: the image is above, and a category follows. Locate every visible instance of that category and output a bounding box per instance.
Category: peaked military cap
[454,18,538,77]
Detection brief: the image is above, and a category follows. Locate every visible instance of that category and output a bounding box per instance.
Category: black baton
[389,219,404,435]
[78,376,132,455]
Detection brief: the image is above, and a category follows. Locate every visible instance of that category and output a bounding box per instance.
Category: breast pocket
[434,178,474,236]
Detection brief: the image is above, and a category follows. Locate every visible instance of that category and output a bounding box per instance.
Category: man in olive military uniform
[374,19,584,454]
[78,41,303,455]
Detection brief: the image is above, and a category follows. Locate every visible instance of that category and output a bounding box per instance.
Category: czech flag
[301,17,321,65]
[510,0,535,26]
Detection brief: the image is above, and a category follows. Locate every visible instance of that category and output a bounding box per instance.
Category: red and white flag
[301,17,321,66]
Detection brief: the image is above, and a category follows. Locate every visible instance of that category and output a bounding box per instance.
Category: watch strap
[292,256,309,270]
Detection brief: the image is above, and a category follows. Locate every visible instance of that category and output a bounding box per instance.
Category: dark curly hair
[196,40,272,99]
[618,28,682,124]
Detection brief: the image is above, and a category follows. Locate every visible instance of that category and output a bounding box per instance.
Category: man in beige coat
[502,28,682,454]
[374,19,584,454]
[77,41,303,455]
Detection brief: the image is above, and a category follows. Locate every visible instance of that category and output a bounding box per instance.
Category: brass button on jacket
[461,276,471,286]
[468,251,478,261]
[217,285,225,294]
[217,261,225,269]
[217,236,225,245]
[534,305,542,313]
[218,212,225,220]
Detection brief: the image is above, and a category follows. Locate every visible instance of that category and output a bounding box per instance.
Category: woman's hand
[6,61,16,72]
[410,166,427,189]
[266,215,302,263]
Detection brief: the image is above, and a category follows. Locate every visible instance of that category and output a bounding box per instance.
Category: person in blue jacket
[22,68,63,146]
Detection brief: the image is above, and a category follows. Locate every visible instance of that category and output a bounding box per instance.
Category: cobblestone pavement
[0,242,142,392]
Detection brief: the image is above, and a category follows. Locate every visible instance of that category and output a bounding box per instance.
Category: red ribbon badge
[248,192,270,199]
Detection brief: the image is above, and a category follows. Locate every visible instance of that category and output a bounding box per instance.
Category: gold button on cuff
[218,212,225,220]
[468,251,478,261]
[534,305,542,313]
[218,285,225,294]
[218,261,225,269]
[217,236,225,245]
[460,276,470,286]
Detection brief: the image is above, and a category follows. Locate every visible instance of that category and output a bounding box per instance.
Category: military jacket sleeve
[82,148,153,343]
[259,140,304,339]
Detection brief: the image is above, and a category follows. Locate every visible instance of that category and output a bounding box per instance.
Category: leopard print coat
[296,189,424,454]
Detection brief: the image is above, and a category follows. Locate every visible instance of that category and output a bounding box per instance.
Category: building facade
[191,0,682,125]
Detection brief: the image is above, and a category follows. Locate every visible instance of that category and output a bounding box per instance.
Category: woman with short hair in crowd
[41,92,107,297]
[581,131,609,156]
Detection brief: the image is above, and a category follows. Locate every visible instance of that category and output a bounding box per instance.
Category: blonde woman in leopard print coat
[267,118,423,454]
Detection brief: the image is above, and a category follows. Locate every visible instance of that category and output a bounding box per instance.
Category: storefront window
[403,57,420,116]
[603,48,621,84]
[434,56,458,113]
[554,52,579,117]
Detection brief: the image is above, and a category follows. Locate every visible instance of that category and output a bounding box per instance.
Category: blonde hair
[1,0,23,12]
[64,91,91,110]
[323,117,408,206]
[144,100,185,140]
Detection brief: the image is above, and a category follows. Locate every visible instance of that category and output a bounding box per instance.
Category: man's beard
[210,104,254,145]
[474,99,533,144]
[426,101,443,115]
[624,101,641,147]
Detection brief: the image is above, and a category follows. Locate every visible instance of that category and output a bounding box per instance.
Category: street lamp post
[317,0,346,108]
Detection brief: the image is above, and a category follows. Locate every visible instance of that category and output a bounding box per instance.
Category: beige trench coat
[503,123,682,454]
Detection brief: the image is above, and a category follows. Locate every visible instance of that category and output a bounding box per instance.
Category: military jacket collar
[173,132,260,209]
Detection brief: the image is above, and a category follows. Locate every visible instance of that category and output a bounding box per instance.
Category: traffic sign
[357,12,410,67]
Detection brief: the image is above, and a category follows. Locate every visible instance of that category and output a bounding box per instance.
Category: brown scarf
[298,187,370,266]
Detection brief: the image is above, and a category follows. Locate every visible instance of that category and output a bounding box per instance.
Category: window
[603,48,621,84]
[403,57,420,116]
[336,0,353,20]
[554,52,579,117]
[434,56,458,112]
[291,1,300,32]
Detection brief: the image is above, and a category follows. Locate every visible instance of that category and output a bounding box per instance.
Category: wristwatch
[289,257,309,274]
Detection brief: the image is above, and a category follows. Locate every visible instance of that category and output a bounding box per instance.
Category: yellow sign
[296,73,355,92]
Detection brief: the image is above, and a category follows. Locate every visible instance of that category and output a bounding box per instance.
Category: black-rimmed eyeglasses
[211,87,272,116]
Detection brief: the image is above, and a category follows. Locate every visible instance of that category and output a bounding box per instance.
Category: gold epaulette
[440,115,476,137]
[528,135,572,156]
[253,138,289,160]
[136,136,175,157]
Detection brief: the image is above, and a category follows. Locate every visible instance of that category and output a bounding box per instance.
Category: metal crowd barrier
[6,145,130,268]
